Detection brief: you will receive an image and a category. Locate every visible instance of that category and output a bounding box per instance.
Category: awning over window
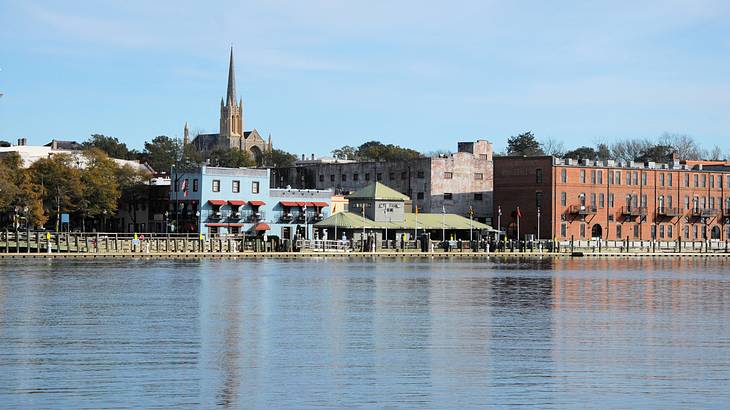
[252,223,270,231]
[228,200,245,206]
[311,202,329,207]
[248,200,266,206]
[280,201,299,207]
[208,200,226,206]
[206,223,243,227]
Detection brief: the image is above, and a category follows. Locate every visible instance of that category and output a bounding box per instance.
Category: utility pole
[469,206,474,243]
[537,207,541,252]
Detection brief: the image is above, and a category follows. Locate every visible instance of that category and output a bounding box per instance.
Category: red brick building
[494,156,730,241]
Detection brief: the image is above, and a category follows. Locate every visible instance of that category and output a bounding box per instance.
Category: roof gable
[347,182,410,201]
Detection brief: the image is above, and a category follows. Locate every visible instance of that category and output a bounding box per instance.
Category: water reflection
[1,257,729,408]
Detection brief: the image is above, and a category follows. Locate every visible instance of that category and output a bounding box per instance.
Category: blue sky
[1,0,729,156]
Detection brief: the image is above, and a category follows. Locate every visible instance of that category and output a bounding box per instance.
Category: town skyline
[1,1,729,155]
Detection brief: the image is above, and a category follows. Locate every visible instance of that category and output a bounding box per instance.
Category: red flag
[516,206,522,218]
[180,179,189,198]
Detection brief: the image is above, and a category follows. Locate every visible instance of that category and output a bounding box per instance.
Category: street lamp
[164,211,169,233]
[195,210,201,233]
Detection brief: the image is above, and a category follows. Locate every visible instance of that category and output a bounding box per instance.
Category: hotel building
[493,156,730,241]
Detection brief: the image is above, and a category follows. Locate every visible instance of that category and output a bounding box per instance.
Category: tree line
[502,131,727,163]
[82,134,299,172]
[0,149,149,230]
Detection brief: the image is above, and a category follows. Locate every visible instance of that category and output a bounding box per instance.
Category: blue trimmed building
[170,166,332,238]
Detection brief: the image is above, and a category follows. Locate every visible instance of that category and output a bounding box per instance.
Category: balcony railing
[691,208,720,218]
[568,205,597,215]
[656,207,682,217]
[620,206,647,217]
[207,212,222,222]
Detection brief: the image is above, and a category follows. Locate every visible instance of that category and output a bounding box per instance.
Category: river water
[0,257,729,409]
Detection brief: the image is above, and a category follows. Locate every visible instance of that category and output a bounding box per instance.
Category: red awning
[298,201,309,207]
[311,201,329,207]
[228,200,245,206]
[280,201,299,207]
[208,199,226,206]
[252,223,270,231]
[248,200,266,206]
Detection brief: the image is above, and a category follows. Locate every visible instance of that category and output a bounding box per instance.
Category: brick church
[185,48,272,164]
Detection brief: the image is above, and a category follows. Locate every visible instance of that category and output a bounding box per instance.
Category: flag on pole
[515,206,522,218]
[180,179,189,198]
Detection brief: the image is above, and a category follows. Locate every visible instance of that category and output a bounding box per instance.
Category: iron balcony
[656,207,682,217]
[620,206,647,217]
[569,205,597,215]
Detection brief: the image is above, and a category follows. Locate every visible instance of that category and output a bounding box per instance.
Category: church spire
[226,47,236,105]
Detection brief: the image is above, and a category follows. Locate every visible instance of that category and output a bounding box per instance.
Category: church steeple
[226,47,236,105]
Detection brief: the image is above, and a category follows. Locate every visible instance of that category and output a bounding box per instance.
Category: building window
[616,171,621,185]
[694,174,699,187]
[474,193,483,201]
[561,192,566,206]
[232,180,240,193]
[444,193,453,200]
[609,171,615,185]
[668,225,673,239]
[474,173,484,180]
[580,223,586,238]
[684,225,690,239]
[693,225,699,240]
[591,170,596,184]
[417,192,424,200]
[590,193,596,208]
[626,171,631,186]
[342,174,346,182]
[444,172,453,179]
[702,174,707,188]
[561,223,567,238]
[252,181,260,194]
[710,175,715,189]
[616,224,622,238]
[668,173,672,187]
[536,192,543,209]
[389,172,395,180]
[212,179,220,192]
[376,173,382,181]
[597,170,603,185]
[633,171,638,185]
[599,193,605,208]
[319,175,324,182]
[667,195,673,208]
[684,173,690,187]
[660,173,665,186]
[641,194,647,207]
[330,174,335,182]
[401,171,407,180]
[608,193,614,208]
[193,179,199,192]
[365,173,370,181]
[652,225,657,239]
[642,172,647,186]
[685,196,690,209]
[536,168,543,184]
[561,169,567,183]
[417,171,425,179]
[634,224,640,238]
[353,173,359,181]
[580,170,586,183]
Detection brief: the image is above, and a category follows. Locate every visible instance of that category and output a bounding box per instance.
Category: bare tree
[657,133,704,160]
[708,145,723,161]
[610,138,652,162]
[539,137,565,157]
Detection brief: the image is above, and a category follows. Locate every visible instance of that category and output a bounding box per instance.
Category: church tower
[183,121,190,146]
[219,47,244,148]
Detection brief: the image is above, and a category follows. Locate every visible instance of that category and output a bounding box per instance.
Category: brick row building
[494,156,730,241]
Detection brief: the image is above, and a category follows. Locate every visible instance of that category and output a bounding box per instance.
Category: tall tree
[539,137,565,157]
[635,144,674,163]
[28,153,83,228]
[507,132,544,156]
[331,145,357,160]
[78,149,121,230]
[142,135,182,172]
[564,146,598,160]
[208,148,255,168]
[610,138,652,162]
[357,141,422,161]
[83,134,133,159]
[263,149,298,168]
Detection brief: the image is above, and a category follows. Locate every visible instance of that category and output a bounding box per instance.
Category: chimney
[301,154,305,161]
[51,140,58,150]
[311,153,315,160]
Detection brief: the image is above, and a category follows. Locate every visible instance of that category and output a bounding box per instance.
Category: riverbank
[1,250,730,259]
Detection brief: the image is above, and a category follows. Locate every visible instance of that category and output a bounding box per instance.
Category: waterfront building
[187,48,272,165]
[314,182,492,241]
[170,166,332,238]
[493,156,730,241]
[272,140,494,223]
